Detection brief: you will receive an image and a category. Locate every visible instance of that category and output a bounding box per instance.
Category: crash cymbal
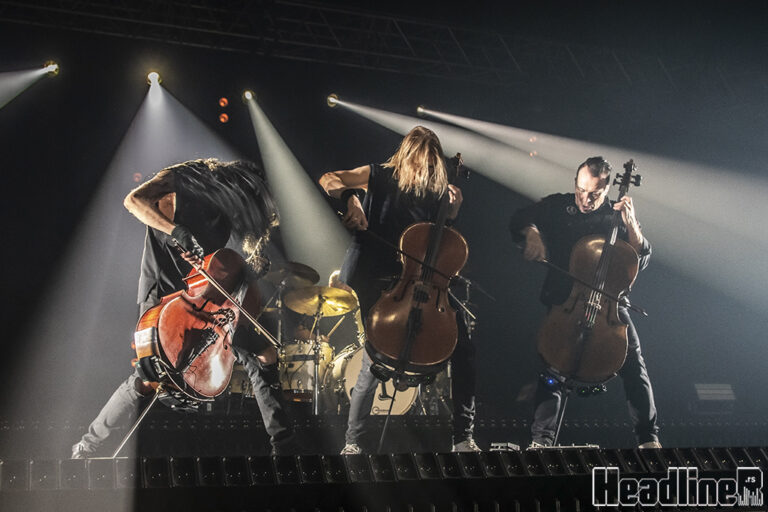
[264,261,320,288]
[283,286,358,317]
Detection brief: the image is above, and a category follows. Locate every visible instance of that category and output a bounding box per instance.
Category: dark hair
[169,158,279,239]
[576,156,612,185]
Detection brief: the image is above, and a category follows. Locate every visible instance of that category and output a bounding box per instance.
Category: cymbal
[264,261,320,289]
[283,286,358,317]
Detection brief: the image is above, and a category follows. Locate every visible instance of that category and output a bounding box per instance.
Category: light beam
[245,96,350,281]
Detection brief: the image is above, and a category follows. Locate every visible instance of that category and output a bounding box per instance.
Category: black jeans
[530,307,659,446]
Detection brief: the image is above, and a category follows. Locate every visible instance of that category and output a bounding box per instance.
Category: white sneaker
[340,443,362,455]
[638,441,662,449]
[452,438,481,452]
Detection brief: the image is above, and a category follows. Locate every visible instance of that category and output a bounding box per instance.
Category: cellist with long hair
[319,126,479,453]
[71,159,297,458]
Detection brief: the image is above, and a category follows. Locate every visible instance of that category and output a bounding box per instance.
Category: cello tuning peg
[632,174,642,186]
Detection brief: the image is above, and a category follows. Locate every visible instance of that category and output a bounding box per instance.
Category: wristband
[340,189,364,204]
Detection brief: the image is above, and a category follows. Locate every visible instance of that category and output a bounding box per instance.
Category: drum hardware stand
[111,385,163,459]
[260,278,290,345]
[308,296,327,416]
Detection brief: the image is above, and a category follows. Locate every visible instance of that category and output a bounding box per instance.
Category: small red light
[219,113,229,123]
[219,97,229,107]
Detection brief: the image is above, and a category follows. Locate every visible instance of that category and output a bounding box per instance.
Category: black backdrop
[1,1,767,454]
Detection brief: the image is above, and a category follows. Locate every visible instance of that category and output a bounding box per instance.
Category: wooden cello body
[366,222,468,371]
[537,160,642,384]
[133,248,261,403]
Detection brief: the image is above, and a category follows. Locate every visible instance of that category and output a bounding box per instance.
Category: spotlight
[219,113,229,123]
[416,105,426,116]
[327,93,339,107]
[243,90,254,101]
[43,60,59,76]
[219,97,229,107]
[147,71,161,85]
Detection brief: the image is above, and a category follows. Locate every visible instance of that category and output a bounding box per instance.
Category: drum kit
[229,260,450,416]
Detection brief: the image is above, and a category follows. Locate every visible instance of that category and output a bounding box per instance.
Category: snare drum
[279,339,334,402]
[323,345,417,415]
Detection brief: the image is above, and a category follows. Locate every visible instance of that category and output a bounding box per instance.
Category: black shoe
[270,434,302,456]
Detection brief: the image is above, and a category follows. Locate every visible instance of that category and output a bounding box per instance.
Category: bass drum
[323,345,417,415]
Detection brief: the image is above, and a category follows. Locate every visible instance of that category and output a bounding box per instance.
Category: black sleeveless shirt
[339,163,443,314]
[137,169,231,307]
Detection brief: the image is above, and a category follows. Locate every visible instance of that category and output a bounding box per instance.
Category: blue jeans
[345,317,476,448]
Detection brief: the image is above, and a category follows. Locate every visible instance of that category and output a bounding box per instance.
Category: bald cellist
[509,156,661,449]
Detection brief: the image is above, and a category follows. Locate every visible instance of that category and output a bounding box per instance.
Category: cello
[537,159,643,385]
[133,248,275,407]
[365,155,468,385]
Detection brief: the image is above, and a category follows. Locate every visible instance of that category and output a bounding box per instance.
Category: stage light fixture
[219,113,229,123]
[326,93,339,107]
[43,60,59,76]
[243,90,254,101]
[146,71,161,85]
[416,105,426,116]
[219,97,229,107]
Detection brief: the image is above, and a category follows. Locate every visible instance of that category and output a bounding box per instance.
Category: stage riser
[0,448,765,512]
[2,416,768,459]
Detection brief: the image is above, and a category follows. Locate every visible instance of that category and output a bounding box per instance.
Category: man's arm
[613,195,651,270]
[123,168,176,234]
[124,169,204,263]
[509,197,550,262]
[319,164,371,230]
[319,164,371,199]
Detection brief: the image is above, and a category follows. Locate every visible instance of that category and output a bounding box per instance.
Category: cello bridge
[586,300,602,311]
[412,283,430,303]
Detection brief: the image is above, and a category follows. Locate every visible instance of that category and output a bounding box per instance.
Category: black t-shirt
[509,193,652,306]
[339,163,443,315]
[137,169,231,307]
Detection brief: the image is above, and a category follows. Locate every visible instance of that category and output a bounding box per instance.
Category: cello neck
[422,154,463,277]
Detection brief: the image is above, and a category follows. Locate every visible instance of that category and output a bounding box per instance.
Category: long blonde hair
[382,126,448,197]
